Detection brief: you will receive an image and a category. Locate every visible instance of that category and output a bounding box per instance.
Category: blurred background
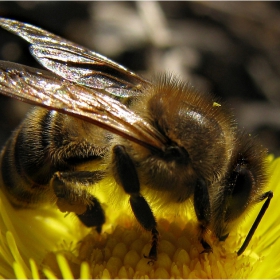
[0,1,280,155]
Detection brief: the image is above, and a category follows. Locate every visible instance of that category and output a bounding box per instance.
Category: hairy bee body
[0,107,109,208]
[0,18,273,260]
[0,79,235,206]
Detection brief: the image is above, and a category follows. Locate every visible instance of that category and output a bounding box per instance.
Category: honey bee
[0,18,273,261]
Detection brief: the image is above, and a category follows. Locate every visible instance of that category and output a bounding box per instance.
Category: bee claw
[143,254,156,265]
[200,239,213,254]
[200,248,213,254]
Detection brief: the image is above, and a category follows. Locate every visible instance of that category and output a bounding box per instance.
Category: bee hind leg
[76,195,105,233]
[51,170,106,232]
[113,145,158,262]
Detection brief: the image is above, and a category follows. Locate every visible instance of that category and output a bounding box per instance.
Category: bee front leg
[113,145,158,262]
[193,178,213,253]
[51,170,106,233]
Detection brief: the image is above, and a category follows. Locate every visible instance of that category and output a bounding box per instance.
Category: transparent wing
[0,61,166,150]
[0,17,150,98]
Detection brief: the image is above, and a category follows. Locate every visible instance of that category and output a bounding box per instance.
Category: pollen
[213,102,221,107]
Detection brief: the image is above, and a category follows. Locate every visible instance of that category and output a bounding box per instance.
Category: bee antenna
[237,191,273,256]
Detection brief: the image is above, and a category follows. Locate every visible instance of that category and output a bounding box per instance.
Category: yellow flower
[0,156,280,279]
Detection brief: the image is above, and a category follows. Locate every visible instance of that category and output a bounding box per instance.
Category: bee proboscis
[0,18,273,261]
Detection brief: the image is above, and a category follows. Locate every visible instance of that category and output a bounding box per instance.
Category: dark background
[0,2,280,155]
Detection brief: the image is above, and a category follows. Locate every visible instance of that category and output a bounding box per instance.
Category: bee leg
[113,145,158,262]
[200,238,213,254]
[76,195,105,233]
[51,170,106,232]
[193,178,213,253]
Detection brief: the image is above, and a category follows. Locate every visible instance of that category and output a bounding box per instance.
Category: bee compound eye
[225,168,254,222]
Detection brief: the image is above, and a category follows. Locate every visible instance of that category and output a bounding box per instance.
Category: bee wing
[0,18,149,98]
[0,61,166,150]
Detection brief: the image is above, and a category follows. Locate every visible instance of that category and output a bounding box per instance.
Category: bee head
[144,75,236,183]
